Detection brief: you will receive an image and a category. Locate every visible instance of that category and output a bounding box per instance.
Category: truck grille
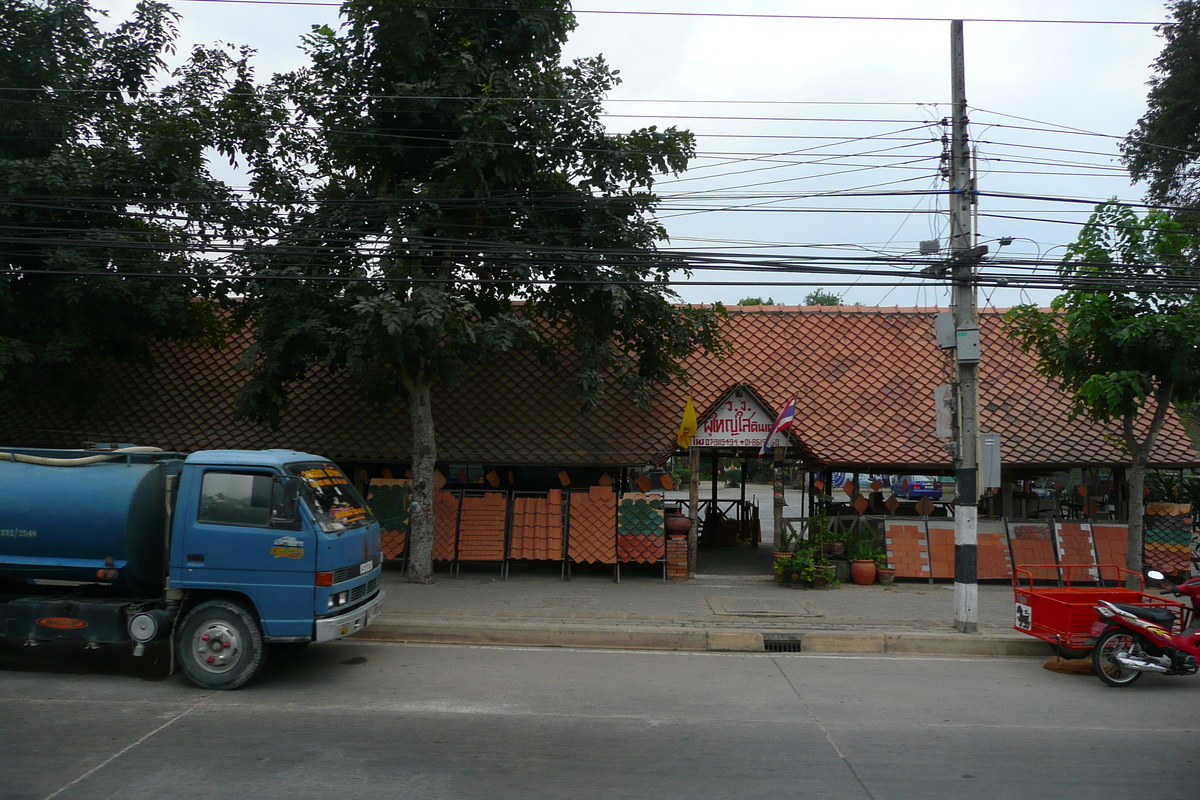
[331,554,382,584]
[350,577,378,604]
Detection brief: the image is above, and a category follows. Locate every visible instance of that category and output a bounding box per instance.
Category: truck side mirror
[271,476,301,525]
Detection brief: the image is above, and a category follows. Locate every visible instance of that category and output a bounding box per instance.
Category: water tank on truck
[0,447,180,595]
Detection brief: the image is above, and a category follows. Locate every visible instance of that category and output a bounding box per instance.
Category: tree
[234,0,728,582]
[737,296,774,306]
[1123,1,1200,206]
[803,289,841,306]
[0,0,258,394]
[1004,202,1200,586]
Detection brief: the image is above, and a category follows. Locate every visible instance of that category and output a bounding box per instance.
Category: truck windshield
[286,462,375,533]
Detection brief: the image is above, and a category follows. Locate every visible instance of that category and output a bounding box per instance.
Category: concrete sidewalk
[355,561,1050,658]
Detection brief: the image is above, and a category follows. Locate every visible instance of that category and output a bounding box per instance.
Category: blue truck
[0,445,385,689]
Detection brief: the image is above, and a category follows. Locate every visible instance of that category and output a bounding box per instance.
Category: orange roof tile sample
[568,486,617,564]
[510,490,564,561]
[456,493,507,562]
[432,492,459,562]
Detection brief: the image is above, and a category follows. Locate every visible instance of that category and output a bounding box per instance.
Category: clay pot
[877,567,896,586]
[821,541,845,557]
[664,513,692,535]
[850,559,877,586]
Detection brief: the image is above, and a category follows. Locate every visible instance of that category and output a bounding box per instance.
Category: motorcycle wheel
[1092,628,1145,687]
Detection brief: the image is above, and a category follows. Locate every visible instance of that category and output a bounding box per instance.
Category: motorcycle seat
[1112,603,1176,628]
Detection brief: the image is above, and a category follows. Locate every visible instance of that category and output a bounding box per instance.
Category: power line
[171,1,1168,26]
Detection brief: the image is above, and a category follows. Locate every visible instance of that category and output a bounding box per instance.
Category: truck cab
[169,450,384,688]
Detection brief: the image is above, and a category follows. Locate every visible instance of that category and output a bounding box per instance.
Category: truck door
[177,469,314,638]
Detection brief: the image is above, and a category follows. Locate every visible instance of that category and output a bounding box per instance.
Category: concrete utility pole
[949,20,983,633]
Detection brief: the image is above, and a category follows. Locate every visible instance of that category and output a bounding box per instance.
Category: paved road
[2,640,1196,799]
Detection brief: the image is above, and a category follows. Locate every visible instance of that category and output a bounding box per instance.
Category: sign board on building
[692,394,790,450]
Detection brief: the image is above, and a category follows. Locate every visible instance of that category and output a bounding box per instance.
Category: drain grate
[763,635,803,653]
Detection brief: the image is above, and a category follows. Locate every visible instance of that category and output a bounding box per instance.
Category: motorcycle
[1091,570,1200,687]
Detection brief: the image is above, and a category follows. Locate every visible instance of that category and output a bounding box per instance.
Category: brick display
[1007,521,1057,581]
[977,532,1013,580]
[1055,521,1098,581]
[927,523,955,579]
[666,534,689,581]
[883,520,930,578]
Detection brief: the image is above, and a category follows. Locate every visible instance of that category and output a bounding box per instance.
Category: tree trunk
[405,375,436,583]
[1126,463,1148,589]
[1122,395,1172,589]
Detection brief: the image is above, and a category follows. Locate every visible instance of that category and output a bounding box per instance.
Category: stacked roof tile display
[617,493,666,564]
[456,494,508,562]
[567,486,617,564]
[3,307,1195,471]
[367,479,411,559]
[510,491,564,561]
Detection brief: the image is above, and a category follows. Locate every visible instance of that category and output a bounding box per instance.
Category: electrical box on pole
[935,312,956,349]
[955,327,980,362]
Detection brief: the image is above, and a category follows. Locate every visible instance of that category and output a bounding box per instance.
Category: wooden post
[773,448,786,550]
[688,447,700,578]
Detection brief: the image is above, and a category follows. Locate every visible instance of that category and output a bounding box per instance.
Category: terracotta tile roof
[0,306,1195,470]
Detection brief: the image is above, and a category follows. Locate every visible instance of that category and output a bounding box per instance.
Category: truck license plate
[359,559,373,575]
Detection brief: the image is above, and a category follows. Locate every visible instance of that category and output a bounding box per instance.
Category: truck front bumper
[315,590,385,643]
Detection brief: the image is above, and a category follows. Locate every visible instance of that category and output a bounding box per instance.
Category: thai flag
[759,394,797,456]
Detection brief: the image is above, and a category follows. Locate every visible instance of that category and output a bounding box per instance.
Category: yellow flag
[676,396,698,449]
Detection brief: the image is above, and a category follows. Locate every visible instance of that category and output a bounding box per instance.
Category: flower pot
[821,541,845,557]
[772,550,791,583]
[877,567,896,585]
[850,559,877,585]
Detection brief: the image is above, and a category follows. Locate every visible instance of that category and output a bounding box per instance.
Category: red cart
[1013,564,1187,658]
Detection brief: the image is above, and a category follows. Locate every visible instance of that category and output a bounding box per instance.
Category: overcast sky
[98,0,1175,310]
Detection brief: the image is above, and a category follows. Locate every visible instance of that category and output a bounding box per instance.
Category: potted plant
[846,538,878,585]
[774,547,816,587]
[811,561,840,589]
[874,549,895,585]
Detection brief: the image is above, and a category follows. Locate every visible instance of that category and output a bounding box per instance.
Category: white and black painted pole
[949,20,982,633]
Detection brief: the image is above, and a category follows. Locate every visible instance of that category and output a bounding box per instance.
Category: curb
[351,619,1049,658]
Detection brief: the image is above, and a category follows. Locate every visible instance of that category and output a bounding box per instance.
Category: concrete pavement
[356,560,1051,658]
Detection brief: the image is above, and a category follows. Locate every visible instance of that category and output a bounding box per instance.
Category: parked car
[891,475,943,499]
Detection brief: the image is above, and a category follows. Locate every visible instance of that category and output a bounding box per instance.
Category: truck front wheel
[176,599,266,690]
